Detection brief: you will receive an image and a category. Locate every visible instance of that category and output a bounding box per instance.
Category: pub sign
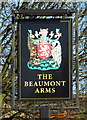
[18,19,72,101]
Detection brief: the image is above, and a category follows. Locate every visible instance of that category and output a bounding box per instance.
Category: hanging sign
[18,19,72,101]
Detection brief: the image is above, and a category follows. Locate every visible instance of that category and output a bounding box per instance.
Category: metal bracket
[14,9,76,16]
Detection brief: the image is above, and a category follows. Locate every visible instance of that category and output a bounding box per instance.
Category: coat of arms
[27,28,62,70]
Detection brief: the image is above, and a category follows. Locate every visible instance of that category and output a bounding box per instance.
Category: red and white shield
[38,43,52,60]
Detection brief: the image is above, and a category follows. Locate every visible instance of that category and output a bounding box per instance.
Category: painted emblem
[27,28,62,70]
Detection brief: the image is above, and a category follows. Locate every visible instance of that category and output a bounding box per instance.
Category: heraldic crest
[27,28,62,70]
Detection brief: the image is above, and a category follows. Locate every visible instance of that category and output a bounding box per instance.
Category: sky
[0,0,87,4]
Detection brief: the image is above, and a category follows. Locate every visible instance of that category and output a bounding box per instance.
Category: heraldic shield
[38,43,52,60]
[27,28,62,71]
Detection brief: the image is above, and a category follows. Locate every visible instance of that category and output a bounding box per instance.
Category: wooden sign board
[18,19,72,101]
